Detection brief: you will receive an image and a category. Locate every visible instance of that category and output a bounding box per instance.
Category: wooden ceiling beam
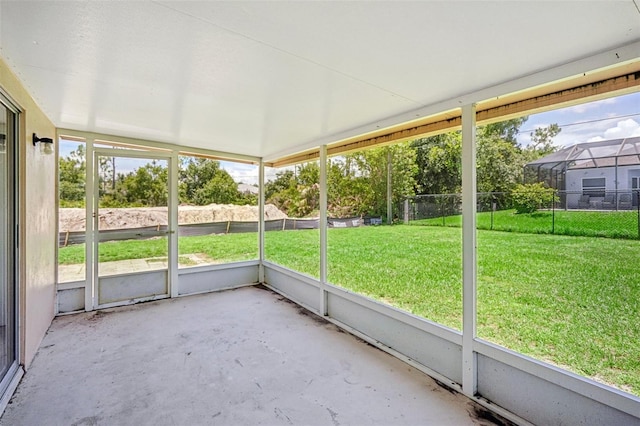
[476,71,640,124]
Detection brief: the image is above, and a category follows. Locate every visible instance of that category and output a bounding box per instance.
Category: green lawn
[59,226,640,396]
[412,209,639,239]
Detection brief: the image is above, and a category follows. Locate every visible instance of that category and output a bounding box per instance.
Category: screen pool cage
[524,136,640,209]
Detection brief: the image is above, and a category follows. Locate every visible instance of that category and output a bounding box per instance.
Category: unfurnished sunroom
[0,1,639,425]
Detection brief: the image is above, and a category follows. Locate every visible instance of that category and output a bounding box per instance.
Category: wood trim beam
[268,150,320,168]
[476,71,640,124]
[327,117,461,157]
[268,116,461,168]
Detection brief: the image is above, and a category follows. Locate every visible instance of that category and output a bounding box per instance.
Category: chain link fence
[400,190,640,240]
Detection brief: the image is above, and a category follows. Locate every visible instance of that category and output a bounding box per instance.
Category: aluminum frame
[0,92,22,415]
[92,147,174,310]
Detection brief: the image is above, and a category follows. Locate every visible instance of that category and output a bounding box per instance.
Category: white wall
[0,58,57,368]
[565,165,640,208]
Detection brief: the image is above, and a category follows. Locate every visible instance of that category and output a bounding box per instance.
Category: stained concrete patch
[2,286,504,425]
[468,403,518,426]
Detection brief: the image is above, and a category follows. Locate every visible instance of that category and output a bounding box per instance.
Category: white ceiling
[1,1,639,160]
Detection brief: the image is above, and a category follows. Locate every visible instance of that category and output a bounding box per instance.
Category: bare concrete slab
[2,286,502,426]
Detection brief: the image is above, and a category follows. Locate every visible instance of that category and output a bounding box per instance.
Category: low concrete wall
[56,261,260,312]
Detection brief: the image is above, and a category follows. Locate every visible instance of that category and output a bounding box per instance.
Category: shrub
[511,183,555,214]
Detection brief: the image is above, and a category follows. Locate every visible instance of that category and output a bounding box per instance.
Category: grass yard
[412,208,640,239]
[58,225,640,396]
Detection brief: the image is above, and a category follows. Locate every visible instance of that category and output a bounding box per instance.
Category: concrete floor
[2,286,504,426]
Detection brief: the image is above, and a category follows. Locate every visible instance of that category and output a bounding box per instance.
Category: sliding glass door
[0,98,19,394]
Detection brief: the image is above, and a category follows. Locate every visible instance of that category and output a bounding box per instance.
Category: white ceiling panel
[1,1,639,159]
[163,1,640,100]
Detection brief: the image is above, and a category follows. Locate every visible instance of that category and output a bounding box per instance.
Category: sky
[514,91,640,147]
[60,91,640,186]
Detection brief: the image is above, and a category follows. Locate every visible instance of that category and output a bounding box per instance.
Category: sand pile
[178,204,287,224]
[59,204,287,232]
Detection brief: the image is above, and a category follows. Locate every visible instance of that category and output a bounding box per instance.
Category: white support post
[84,138,95,311]
[319,145,328,315]
[258,160,265,283]
[461,103,478,397]
[169,152,179,298]
[387,148,393,224]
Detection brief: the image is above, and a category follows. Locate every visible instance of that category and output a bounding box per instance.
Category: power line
[517,113,640,135]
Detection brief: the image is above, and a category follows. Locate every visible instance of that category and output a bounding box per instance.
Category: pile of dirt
[178,204,287,224]
[59,204,287,232]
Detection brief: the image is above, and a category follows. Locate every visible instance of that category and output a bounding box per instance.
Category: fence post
[552,190,556,235]
[490,197,495,231]
[404,199,409,224]
[441,197,445,227]
[637,190,640,240]
[226,221,231,234]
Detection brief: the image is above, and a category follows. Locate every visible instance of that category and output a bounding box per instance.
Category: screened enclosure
[525,136,640,209]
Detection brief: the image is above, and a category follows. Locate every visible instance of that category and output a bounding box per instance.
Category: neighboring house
[238,183,259,195]
[526,136,640,209]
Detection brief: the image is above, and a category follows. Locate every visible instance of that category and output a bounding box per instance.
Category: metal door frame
[90,148,176,309]
[0,90,22,412]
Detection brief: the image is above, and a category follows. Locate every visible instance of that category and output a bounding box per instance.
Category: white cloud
[518,132,532,146]
[548,118,640,147]
[602,118,640,139]
[517,92,639,148]
[219,162,260,185]
[586,136,605,142]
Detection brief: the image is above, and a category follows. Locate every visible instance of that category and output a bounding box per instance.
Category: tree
[265,163,320,218]
[412,133,462,195]
[179,158,239,205]
[476,134,523,194]
[292,162,320,217]
[60,149,246,208]
[59,145,86,207]
[115,161,168,207]
[524,124,561,161]
[411,117,562,199]
[480,117,528,145]
[265,170,295,202]
[236,190,258,206]
[98,156,115,194]
[344,143,417,218]
[327,158,371,217]
[475,118,533,195]
[193,172,239,206]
